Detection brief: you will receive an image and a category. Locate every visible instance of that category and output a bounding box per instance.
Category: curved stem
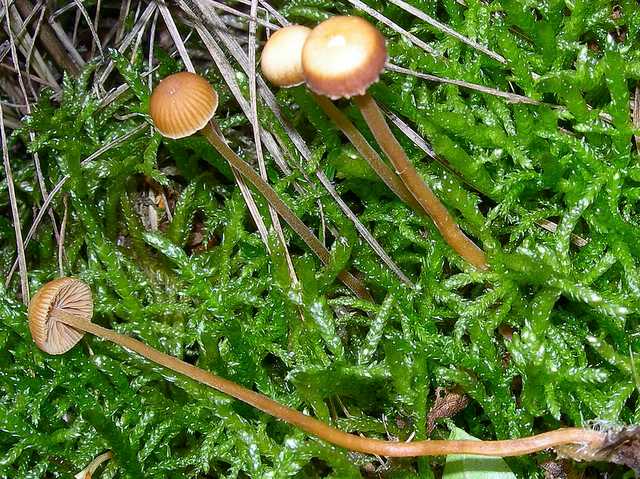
[55,310,607,458]
[201,122,371,301]
[353,93,488,270]
[313,94,421,211]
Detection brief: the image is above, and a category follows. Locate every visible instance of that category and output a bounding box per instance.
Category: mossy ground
[1,0,639,477]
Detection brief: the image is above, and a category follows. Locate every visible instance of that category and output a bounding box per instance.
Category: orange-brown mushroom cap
[261,25,311,88]
[28,277,93,355]
[149,72,219,139]
[301,16,387,99]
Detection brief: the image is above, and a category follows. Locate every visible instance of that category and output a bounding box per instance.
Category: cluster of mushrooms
[26,15,639,470]
[260,16,487,270]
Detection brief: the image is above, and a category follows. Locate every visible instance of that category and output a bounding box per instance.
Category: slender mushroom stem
[200,121,371,301]
[353,93,488,270]
[54,309,607,457]
[313,94,421,211]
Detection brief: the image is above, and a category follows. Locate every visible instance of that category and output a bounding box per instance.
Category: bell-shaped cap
[149,72,218,139]
[28,277,93,355]
[261,25,311,88]
[301,16,387,99]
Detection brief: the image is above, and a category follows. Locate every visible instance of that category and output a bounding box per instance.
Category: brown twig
[248,0,299,285]
[14,0,80,76]
[346,0,437,55]
[386,0,506,63]
[0,101,29,302]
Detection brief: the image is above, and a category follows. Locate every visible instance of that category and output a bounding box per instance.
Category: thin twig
[200,0,279,30]
[38,18,85,69]
[115,0,132,45]
[387,63,541,105]
[147,8,158,121]
[248,0,298,282]
[386,0,506,64]
[58,194,68,277]
[5,4,59,88]
[346,0,437,55]
[3,0,34,301]
[8,0,62,248]
[0,103,29,301]
[14,0,80,75]
[90,0,102,59]
[157,1,193,71]
[258,0,288,27]
[96,2,156,88]
[0,0,42,64]
[72,0,104,58]
[0,63,55,87]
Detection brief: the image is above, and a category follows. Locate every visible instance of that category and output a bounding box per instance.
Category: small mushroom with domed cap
[301,16,386,100]
[149,71,219,139]
[149,72,369,299]
[260,25,311,88]
[300,16,487,270]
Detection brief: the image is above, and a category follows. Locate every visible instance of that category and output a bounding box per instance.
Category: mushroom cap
[261,25,311,88]
[28,277,93,355]
[301,16,387,99]
[149,72,219,139]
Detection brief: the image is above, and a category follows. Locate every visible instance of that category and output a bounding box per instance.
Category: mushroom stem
[53,309,608,458]
[353,93,488,270]
[313,94,421,210]
[200,122,371,300]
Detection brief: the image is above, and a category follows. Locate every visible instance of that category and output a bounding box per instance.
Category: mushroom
[149,71,369,300]
[28,277,631,463]
[301,16,488,270]
[260,25,311,88]
[261,25,420,210]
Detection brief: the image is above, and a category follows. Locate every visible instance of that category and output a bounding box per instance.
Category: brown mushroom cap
[149,72,219,139]
[261,25,311,88]
[28,277,93,355]
[301,16,387,99]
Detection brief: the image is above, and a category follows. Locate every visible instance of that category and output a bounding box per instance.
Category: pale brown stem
[353,93,488,270]
[313,94,421,211]
[55,310,607,458]
[201,122,371,301]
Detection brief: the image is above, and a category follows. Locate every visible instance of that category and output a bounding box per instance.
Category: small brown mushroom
[28,278,628,463]
[260,25,311,88]
[301,16,386,100]
[302,16,488,270]
[28,277,92,354]
[261,25,419,210]
[149,72,369,300]
[149,71,218,139]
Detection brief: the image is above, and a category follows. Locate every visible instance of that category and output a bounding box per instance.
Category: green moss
[1,0,640,477]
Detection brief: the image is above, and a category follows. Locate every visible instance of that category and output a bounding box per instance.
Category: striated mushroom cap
[149,72,218,139]
[301,16,387,99]
[261,25,311,88]
[28,277,93,355]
